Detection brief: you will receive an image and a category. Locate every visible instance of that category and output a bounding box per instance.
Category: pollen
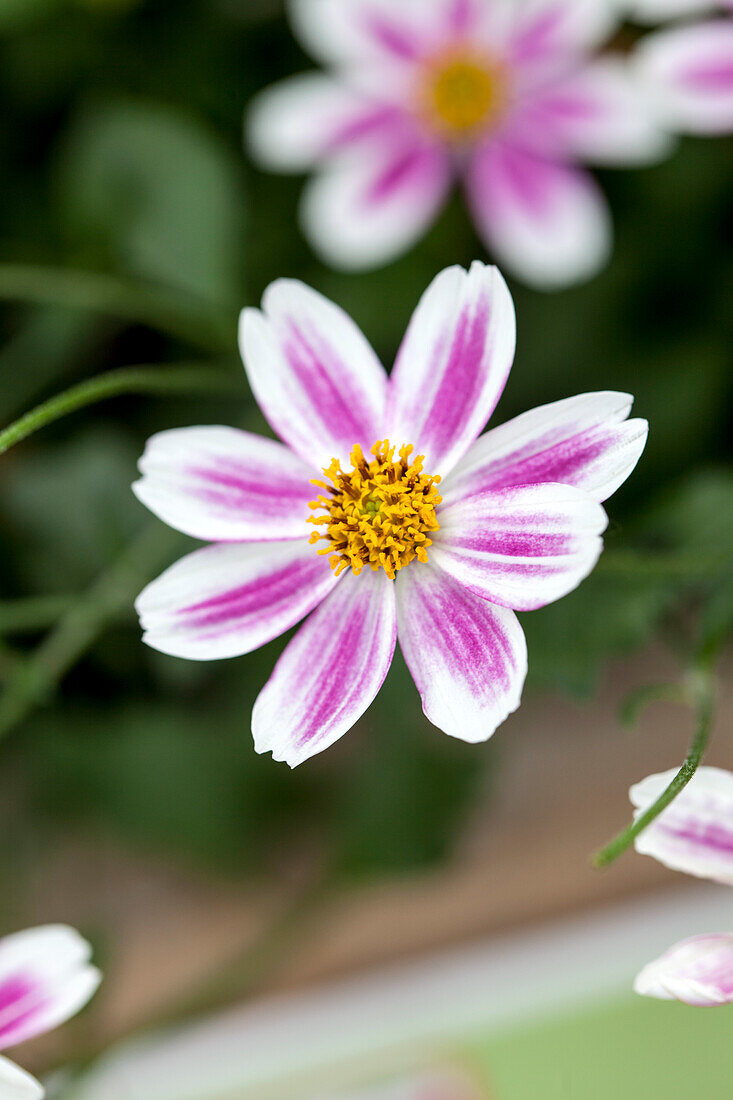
[425,52,507,137]
[308,441,442,580]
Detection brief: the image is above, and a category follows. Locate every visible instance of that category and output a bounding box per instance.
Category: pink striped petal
[396,563,527,743]
[442,392,648,507]
[0,1057,43,1100]
[630,767,733,885]
[247,74,398,172]
[635,934,733,1006]
[239,279,388,469]
[0,926,100,1051]
[635,21,733,135]
[252,570,396,767]
[519,58,671,165]
[432,482,607,611]
[133,427,314,543]
[466,143,612,289]
[300,134,452,272]
[385,262,516,477]
[136,541,339,661]
[507,0,619,66]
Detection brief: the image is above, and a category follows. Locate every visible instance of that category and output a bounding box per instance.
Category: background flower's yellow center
[426,54,506,136]
[308,441,442,580]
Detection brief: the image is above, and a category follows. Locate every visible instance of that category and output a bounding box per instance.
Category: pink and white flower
[630,767,733,1005]
[629,0,733,134]
[0,925,101,1099]
[135,262,647,768]
[247,0,668,288]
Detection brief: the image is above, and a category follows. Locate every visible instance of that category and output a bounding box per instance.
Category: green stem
[593,656,717,868]
[0,264,233,352]
[0,363,240,457]
[0,595,77,635]
[0,523,183,743]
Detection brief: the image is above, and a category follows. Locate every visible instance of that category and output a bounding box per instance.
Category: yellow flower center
[308,441,442,580]
[425,53,507,137]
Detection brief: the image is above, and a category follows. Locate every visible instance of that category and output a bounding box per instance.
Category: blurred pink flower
[134,261,647,767]
[631,767,733,1005]
[0,925,100,1099]
[246,0,667,288]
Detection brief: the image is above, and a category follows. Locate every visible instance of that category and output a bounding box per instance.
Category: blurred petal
[635,21,733,135]
[507,0,619,66]
[136,541,339,661]
[0,926,100,1050]
[247,74,394,172]
[253,570,396,767]
[239,279,387,469]
[520,58,672,165]
[396,563,527,743]
[385,262,516,477]
[635,934,733,1006]
[442,392,648,506]
[0,1058,43,1100]
[133,427,314,543]
[432,482,607,611]
[630,766,733,885]
[300,136,452,272]
[466,143,612,289]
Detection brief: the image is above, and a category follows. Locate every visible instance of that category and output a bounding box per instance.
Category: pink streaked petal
[396,563,527,744]
[519,57,672,165]
[0,1057,43,1100]
[385,262,516,478]
[300,134,452,272]
[432,482,607,611]
[0,926,100,1051]
[442,392,648,506]
[466,143,612,289]
[507,0,619,67]
[252,570,396,768]
[635,21,733,135]
[136,541,339,661]
[133,427,315,543]
[289,0,433,68]
[247,74,401,173]
[239,279,388,469]
[635,934,733,1006]
[630,766,733,885]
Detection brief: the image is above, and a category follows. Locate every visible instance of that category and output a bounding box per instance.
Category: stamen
[424,51,507,137]
[308,440,442,579]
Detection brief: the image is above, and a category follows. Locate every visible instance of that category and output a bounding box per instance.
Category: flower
[0,925,101,1099]
[630,767,733,1005]
[246,0,668,288]
[629,0,733,135]
[134,261,648,768]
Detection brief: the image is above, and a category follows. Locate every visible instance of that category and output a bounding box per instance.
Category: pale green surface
[476,995,733,1099]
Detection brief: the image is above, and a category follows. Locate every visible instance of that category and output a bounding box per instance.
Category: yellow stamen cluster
[308,441,442,580]
[425,53,507,137]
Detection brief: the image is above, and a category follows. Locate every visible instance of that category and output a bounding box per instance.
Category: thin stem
[0,523,183,743]
[593,655,718,868]
[0,264,233,353]
[0,595,77,635]
[0,363,241,457]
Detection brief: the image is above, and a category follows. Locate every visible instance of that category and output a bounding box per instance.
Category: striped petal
[239,279,388,470]
[432,482,607,611]
[442,392,648,507]
[253,570,396,767]
[630,766,733,885]
[0,926,100,1051]
[136,541,339,661]
[384,262,516,478]
[133,427,314,543]
[507,0,619,65]
[466,143,612,290]
[0,1058,43,1100]
[396,563,527,743]
[635,20,733,135]
[635,934,733,1006]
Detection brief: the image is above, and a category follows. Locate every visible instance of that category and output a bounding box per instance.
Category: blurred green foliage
[0,0,730,888]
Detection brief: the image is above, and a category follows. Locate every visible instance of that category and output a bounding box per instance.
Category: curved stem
[0,595,77,635]
[0,264,233,352]
[0,363,241,457]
